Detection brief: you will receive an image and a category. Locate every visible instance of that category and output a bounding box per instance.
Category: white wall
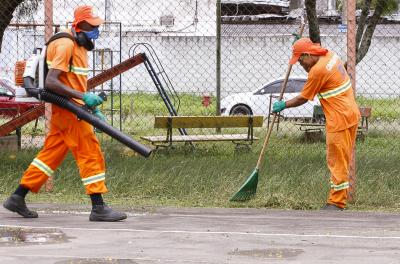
[2,21,399,99]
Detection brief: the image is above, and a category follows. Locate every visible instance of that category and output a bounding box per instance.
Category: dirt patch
[0,227,69,246]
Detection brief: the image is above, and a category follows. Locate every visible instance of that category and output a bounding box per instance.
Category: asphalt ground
[0,204,399,264]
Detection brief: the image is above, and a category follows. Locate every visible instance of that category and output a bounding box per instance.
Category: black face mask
[72,28,94,51]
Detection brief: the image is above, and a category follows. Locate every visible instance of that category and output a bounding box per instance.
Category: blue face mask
[84,27,100,40]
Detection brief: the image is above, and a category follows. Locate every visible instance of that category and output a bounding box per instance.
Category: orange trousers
[20,106,107,195]
[326,124,358,208]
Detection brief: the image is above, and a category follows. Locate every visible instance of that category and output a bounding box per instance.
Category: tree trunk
[305,0,321,44]
[0,0,25,52]
[355,0,372,51]
[356,0,385,64]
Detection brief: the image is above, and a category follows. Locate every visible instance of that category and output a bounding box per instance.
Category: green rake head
[229,168,259,202]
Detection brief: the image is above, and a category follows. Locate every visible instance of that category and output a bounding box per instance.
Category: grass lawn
[102,92,400,121]
[357,96,400,121]
[1,92,400,211]
[1,132,400,212]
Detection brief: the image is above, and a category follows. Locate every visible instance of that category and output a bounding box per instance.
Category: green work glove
[83,92,104,108]
[292,33,301,44]
[92,108,106,121]
[272,101,286,113]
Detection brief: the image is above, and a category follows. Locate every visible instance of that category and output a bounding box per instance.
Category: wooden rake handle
[256,20,306,170]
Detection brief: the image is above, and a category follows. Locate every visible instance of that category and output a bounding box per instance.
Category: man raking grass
[274,38,360,210]
[231,38,360,211]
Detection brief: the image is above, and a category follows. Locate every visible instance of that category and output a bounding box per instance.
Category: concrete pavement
[0,204,400,263]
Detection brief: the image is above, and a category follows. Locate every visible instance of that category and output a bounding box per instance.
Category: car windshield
[254,79,306,95]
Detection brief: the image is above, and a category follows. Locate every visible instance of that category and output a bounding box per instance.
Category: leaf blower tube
[24,78,152,158]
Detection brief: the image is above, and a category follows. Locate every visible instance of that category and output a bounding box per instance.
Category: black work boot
[320,203,344,211]
[3,194,38,218]
[89,204,127,222]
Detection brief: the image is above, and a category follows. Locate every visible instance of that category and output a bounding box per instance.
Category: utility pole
[44,0,54,192]
[345,0,357,201]
[44,0,53,41]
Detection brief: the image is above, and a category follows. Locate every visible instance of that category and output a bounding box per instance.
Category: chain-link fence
[1,0,400,152]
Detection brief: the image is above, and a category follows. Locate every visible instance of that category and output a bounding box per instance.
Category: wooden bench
[295,106,372,140]
[140,115,264,149]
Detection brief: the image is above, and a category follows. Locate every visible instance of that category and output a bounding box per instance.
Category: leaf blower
[22,45,152,158]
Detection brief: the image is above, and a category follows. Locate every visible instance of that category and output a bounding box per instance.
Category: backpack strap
[45,32,75,73]
[45,32,74,46]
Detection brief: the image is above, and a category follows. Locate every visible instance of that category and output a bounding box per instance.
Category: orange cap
[289,38,328,65]
[72,6,104,31]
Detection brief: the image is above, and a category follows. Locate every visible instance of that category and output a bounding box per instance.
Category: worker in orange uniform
[3,6,127,221]
[272,38,360,210]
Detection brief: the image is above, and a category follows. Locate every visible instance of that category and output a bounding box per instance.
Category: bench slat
[294,123,325,127]
[154,116,264,128]
[295,123,367,132]
[141,134,259,143]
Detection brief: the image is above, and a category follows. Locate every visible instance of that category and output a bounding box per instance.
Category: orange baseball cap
[73,6,104,30]
[289,38,328,65]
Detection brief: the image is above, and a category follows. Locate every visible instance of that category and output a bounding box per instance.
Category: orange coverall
[20,30,108,195]
[301,51,360,208]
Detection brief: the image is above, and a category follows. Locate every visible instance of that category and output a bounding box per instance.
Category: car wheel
[230,104,252,116]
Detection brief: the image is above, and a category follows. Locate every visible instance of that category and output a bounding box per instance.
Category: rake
[230,18,306,202]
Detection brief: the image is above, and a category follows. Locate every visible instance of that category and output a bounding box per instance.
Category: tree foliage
[0,0,41,52]
[303,0,398,65]
[15,0,41,18]
[355,0,398,63]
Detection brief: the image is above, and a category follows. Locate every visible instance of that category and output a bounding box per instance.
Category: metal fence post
[216,0,221,132]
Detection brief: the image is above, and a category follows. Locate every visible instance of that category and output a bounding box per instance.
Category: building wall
[12,0,217,36]
[118,27,400,98]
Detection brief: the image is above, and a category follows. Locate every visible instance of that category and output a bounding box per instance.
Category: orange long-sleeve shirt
[300,51,360,132]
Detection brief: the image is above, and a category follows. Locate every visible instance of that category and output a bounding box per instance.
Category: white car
[220,77,320,119]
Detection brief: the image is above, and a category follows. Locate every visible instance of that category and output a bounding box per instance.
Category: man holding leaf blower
[3,6,127,221]
[272,38,360,211]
